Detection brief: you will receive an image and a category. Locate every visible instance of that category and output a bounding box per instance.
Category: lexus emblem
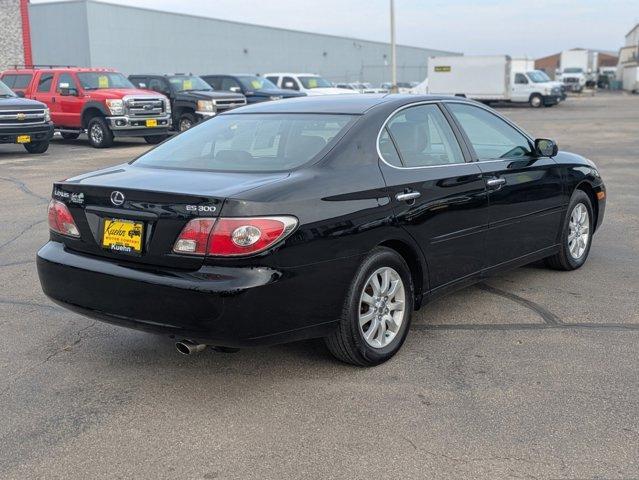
[110,191,125,206]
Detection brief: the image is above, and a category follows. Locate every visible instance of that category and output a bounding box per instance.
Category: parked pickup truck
[128,74,247,132]
[0,78,53,154]
[200,74,304,104]
[0,67,171,148]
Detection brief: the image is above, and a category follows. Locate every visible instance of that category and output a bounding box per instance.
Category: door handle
[395,191,421,202]
[486,178,506,189]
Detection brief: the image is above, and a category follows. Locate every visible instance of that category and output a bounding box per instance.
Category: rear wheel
[324,247,414,366]
[87,117,114,148]
[61,132,80,140]
[23,140,49,154]
[144,135,167,145]
[178,113,197,132]
[545,190,594,271]
[529,94,543,108]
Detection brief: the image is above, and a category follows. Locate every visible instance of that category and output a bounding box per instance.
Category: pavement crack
[0,219,45,252]
[476,283,562,325]
[0,176,49,204]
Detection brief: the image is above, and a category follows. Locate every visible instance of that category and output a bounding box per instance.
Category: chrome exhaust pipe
[175,340,207,355]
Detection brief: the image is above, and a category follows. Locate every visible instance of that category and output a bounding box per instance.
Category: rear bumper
[37,241,358,347]
[0,123,54,144]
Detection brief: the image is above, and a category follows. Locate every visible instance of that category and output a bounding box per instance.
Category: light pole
[390,0,398,93]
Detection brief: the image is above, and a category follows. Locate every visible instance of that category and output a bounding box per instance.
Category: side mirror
[15,91,25,98]
[283,81,295,89]
[535,138,558,157]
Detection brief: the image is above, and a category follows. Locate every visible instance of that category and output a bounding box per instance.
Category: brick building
[0,0,32,70]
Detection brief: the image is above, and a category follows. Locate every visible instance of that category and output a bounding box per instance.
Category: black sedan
[200,74,305,104]
[37,95,606,366]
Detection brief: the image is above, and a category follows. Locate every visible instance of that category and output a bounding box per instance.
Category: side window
[220,77,242,92]
[266,76,279,86]
[37,73,54,93]
[129,77,148,88]
[148,78,169,94]
[515,73,528,84]
[382,104,465,167]
[282,76,299,91]
[447,103,532,159]
[56,73,78,92]
[2,74,32,89]
[203,76,221,90]
[379,129,402,166]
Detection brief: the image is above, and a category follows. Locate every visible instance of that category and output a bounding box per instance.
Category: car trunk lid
[53,164,289,269]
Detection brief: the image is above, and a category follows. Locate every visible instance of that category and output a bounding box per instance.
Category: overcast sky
[32,0,637,57]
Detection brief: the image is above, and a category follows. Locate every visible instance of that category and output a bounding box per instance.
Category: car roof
[2,67,116,74]
[225,94,462,115]
[262,73,318,77]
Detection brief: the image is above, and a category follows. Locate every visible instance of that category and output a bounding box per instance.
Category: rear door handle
[395,191,421,202]
[486,178,506,189]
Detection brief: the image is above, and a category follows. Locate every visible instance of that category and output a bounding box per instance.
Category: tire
[324,247,414,366]
[529,94,543,108]
[87,117,114,148]
[144,135,167,145]
[545,190,594,271]
[23,140,49,154]
[178,113,197,132]
[61,132,80,140]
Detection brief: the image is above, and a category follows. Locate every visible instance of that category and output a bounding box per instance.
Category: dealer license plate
[146,119,158,127]
[16,135,31,144]
[102,218,144,254]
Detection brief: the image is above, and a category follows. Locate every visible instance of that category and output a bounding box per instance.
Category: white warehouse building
[26,0,459,86]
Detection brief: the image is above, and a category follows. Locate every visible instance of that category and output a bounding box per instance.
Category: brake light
[172,216,297,257]
[47,199,80,237]
[172,218,216,255]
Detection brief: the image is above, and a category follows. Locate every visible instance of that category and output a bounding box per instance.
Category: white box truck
[558,49,598,90]
[425,55,562,107]
[622,64,639,93]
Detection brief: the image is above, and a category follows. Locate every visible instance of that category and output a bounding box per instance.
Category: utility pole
[390,0,398,93]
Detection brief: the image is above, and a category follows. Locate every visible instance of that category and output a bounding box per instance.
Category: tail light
[173,216,297,257]
[48,199,80,238]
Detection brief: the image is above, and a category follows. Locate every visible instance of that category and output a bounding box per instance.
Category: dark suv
[201,74,305,104]
[129,74,246,132]
[0,78,53,154]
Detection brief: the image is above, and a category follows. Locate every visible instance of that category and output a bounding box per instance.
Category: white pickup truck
[264,73,353,96]
[425,55,563,107]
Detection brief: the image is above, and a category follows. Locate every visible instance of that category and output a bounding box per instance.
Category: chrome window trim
[376,100,473,171]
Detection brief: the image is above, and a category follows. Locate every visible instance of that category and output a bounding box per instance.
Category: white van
[264,73,354,96]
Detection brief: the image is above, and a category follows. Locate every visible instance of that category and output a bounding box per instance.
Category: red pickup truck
[0,67,171,148]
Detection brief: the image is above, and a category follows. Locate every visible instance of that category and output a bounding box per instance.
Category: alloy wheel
[90,123,104,144]
[568,202,590,259]
[358,267,406,349]
[179,119,192,132]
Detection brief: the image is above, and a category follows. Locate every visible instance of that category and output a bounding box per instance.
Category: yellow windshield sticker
[98,75,109,88]
[251,80,262,89]
[308,78,318,88]
[183,80,193,90]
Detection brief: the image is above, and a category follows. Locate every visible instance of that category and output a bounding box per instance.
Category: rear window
[133,113,356,172]
[2,74,33,89]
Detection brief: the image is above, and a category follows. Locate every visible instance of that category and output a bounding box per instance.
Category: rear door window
[383,104,465,167]
[133,113,357,172]
[2,74,33,89]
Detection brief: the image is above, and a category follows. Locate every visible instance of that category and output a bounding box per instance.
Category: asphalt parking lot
[1,93,637,479]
